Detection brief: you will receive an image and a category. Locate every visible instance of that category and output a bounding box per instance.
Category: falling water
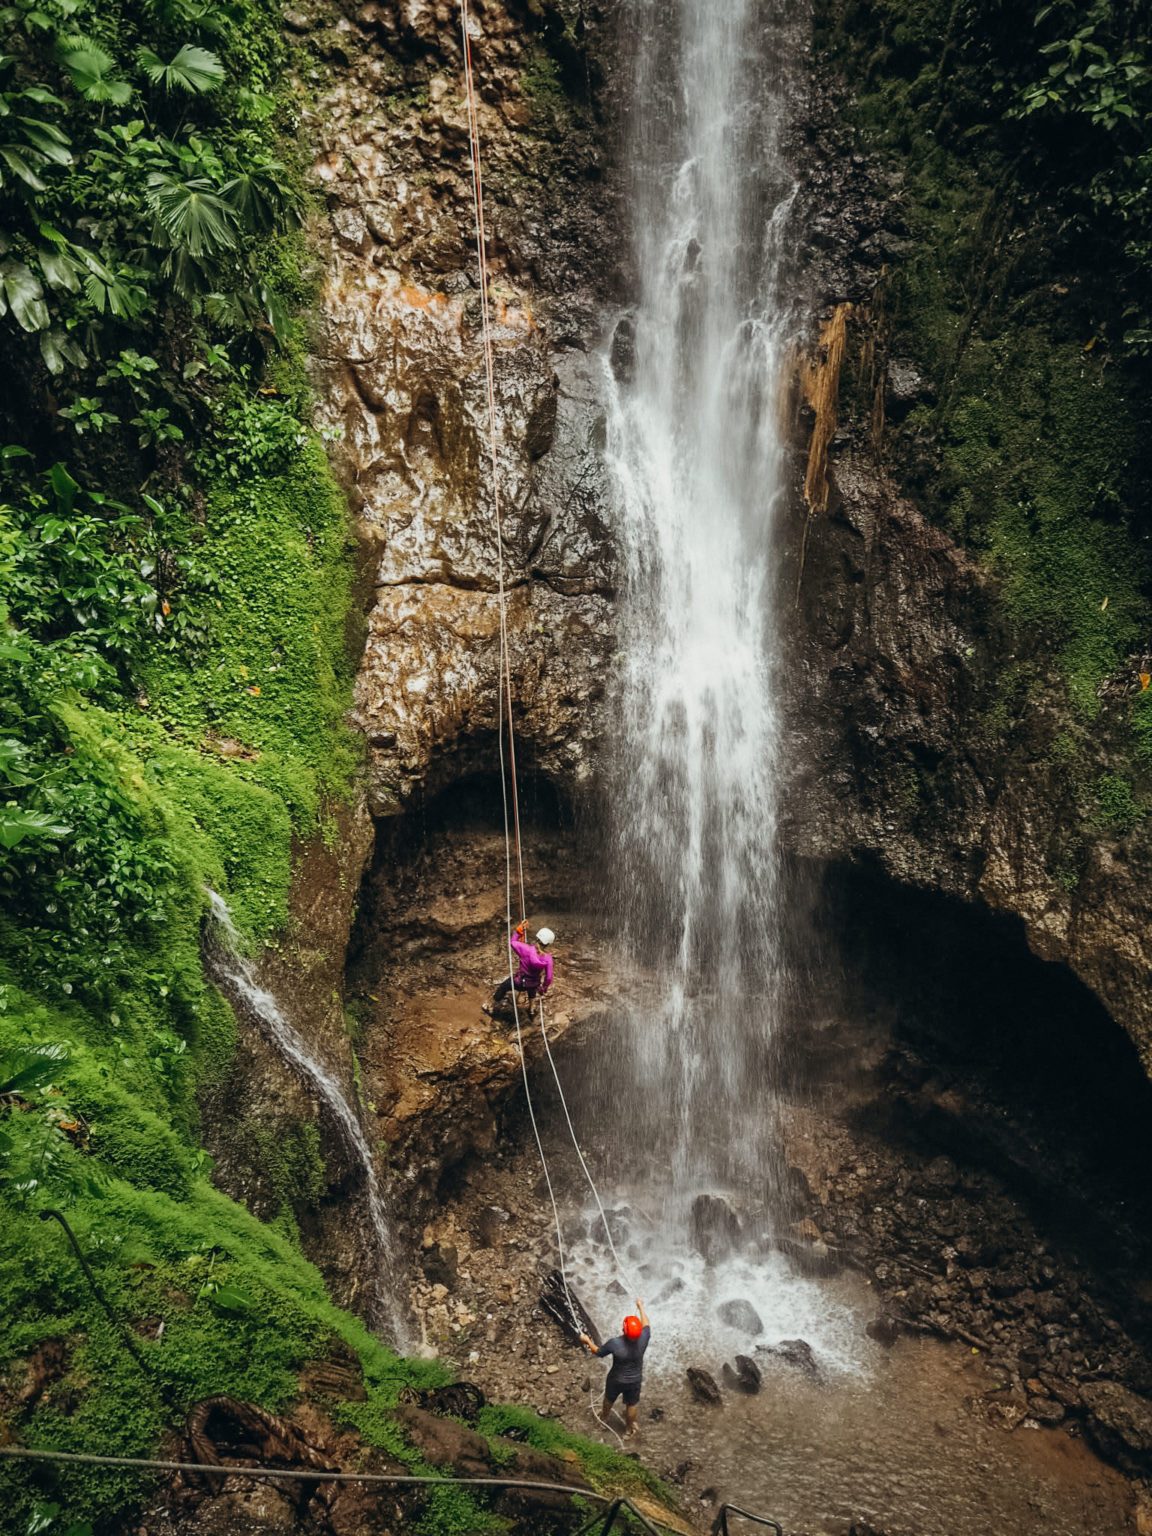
[601,0,802,1208]
[204,892,403,1342]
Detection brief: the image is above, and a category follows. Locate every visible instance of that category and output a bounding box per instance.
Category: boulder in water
[735,1353,762,1391]
[691,1194,742,1265]
[759,1338,820,1380]
[776,1233,841,1278]
[721,1355,761,1395]
[589,1206,631,1247]
[686,1367,722,1406]
[716,1298,763,1336]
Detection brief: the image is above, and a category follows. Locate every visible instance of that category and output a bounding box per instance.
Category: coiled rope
[457,1,640,1445]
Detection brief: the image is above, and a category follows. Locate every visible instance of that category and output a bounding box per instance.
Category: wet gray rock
[716,1299,763,1336]
[308,13,618,822]
[691,1194,742,1265]
[561,1216,586,1245]
[885,356,933,421]
[589,1207,631,1247]
[721,1354,762,1394]
[759,1338,820,1380]
[789,451,1152,1081]
[686,1367,723,1406]
[609,315,635,384]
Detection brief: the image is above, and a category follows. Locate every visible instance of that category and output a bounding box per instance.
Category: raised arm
[636,1297,649,1329]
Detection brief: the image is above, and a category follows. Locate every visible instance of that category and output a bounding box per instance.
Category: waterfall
[204,892,403,1342]
[602,0,801,1209]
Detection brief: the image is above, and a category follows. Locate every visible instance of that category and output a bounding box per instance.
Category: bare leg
[624,1403,639,1437]
[599,1395,614,1424]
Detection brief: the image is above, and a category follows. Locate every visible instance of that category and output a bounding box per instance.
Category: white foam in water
[565,1206,869,1381]
[204,891,404,1343]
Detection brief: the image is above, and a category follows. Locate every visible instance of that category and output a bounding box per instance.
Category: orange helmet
[623,1315,643,1339]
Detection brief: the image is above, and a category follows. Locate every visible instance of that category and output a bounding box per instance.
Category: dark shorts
[604,1377,641,1408]
[494,977,540,1001]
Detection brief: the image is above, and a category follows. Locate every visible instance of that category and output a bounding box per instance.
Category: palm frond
[146,172,239,257]
[136,42,224,93]
[57,35,132,104]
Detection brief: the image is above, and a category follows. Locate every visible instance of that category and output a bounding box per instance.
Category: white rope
[459,0,577,1334]
[536,995,641,1294]
[459,0,638,1448]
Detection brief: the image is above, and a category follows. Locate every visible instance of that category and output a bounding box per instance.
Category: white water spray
[204,892,403,1342]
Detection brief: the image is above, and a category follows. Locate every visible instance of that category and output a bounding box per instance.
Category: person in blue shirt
[580,1297,651,1436]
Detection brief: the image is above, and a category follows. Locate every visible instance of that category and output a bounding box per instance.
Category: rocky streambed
[403,980,1152,1536]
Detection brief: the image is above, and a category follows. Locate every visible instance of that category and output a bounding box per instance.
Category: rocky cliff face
[784,323,1152,1080]
[304,0,618,817]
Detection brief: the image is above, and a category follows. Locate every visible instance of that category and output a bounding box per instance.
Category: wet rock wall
[304,0,619,817]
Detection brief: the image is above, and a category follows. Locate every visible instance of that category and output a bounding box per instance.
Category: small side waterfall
[602,0,801,1210]
[204,892,403,1342]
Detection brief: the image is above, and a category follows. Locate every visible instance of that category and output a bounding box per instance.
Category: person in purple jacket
[484,921,554,1015]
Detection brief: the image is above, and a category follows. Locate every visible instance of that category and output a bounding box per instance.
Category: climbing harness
[458,0,641,1448]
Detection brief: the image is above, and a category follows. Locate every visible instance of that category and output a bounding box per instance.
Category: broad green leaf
[38,245,82,292]
[0,1043,69,1096]
[40,326,86,374]
[48,462,78,513]
[0,145,47,191]
[19,88,68,107]
[208,1283,255,1313]
[17,117,71,163]
[0,261,48,331]
[58,38,131,104]
[25,1501,62,1536]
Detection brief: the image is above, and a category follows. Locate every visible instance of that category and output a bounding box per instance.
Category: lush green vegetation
[0,1,392,1530]
[818,0,1152,721]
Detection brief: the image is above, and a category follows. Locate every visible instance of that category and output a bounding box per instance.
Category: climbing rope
[536,994,639,1293]
[458,0,639,1448]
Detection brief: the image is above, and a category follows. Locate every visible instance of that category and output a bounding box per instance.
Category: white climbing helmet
[536,927,555,947]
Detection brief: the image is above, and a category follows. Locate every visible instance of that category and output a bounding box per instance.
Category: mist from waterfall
[601,0,801,1211]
